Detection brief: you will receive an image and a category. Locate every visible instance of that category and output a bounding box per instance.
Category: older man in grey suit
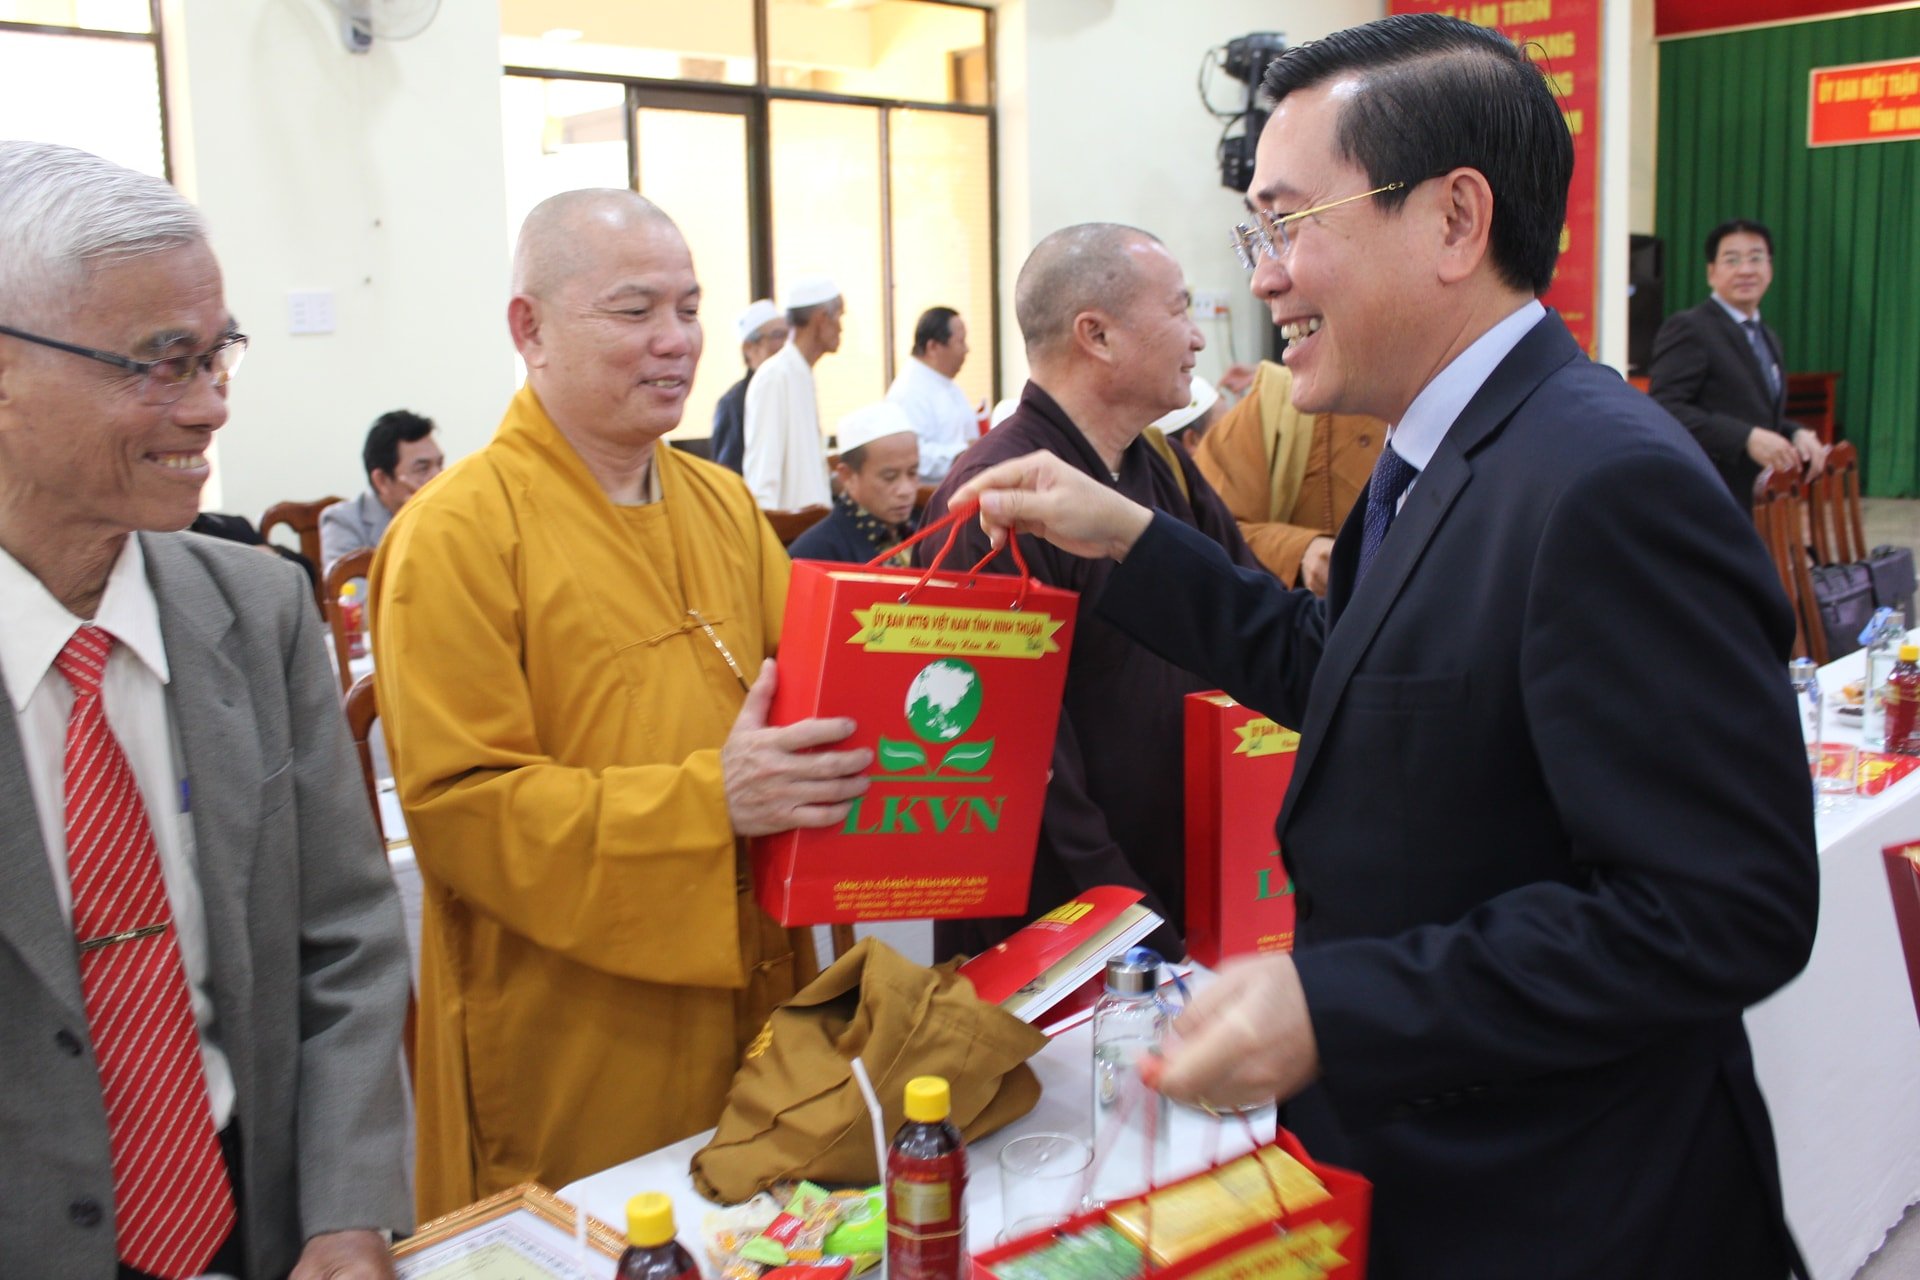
[0,143,412,1279]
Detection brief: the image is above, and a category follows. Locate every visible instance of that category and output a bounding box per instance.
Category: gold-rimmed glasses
[1230,182,1406,269]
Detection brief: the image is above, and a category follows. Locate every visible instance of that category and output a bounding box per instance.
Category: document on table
[395,1218,615,1280]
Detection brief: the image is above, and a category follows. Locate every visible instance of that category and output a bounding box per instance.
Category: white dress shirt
[885,356,978,482]
[0,535,236,1128]
[742,341,833,509]
[1385,299,1547,512]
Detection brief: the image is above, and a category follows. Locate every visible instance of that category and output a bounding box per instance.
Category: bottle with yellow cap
[886,1075,968,1280]
[618,1191,701,1280]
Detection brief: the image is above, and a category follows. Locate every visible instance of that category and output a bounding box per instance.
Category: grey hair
[1013,222,1161,357]
[0,141,206,329]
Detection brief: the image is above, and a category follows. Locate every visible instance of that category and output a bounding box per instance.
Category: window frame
[0,0,172,180]
[502,0,1000,399]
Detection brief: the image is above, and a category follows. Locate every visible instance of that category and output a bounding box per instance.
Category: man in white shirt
[0,141,410,1280]
[885,305,978,481]
[742,276,841,509]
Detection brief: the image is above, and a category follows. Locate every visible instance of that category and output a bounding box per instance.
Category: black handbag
[1810,562,1875,659]
[1867,545,1917,622]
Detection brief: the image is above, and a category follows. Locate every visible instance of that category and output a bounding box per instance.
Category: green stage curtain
[1657,10,1920,496]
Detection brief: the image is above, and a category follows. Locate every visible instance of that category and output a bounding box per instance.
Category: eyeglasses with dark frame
[0,324,249,405]
[1231,182,1407,270]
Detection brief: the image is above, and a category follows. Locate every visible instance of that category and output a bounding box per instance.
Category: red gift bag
[752,505,1079,925]
[972,1128,1371,1280]
[1183,692,1298,967]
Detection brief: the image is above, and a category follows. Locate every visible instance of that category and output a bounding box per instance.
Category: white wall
[993,0,1383,394]
[163,0,512,525]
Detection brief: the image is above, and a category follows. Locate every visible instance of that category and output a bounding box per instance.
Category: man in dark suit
[0,142,411,1280]
[1650,218,1828,506]
[949,16,1816,1279]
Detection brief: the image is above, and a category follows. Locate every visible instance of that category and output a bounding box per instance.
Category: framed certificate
[393,1182,625,1279]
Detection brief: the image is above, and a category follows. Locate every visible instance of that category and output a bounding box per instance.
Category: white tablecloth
[1746,648,1920,1278]
[560,997,1274,1255]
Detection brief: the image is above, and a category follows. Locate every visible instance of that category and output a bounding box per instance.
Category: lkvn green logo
[844,658,1006,835]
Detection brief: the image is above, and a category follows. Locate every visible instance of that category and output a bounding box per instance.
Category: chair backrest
[343,673,417,1086]
[765,505,831,546]
[1755,470,1819,663]
[1784,371,1840,444]
[323,547,375,694]
[1829,440,1868,563]
[260,496,344,607]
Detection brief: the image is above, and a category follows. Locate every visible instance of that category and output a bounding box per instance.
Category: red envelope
[1883,841,1920,1029]
[1184,692,1298,967]
[752,507,1079,925]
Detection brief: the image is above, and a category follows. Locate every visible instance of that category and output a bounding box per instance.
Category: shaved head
[1014,223,1163,357]
[512,188,678,299]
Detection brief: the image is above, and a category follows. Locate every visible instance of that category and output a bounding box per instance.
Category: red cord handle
[863,498,1033,610]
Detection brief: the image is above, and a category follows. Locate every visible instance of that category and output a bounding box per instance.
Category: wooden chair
[1807,440,1869,568]
[323,548,375,694]
[830,924,857,961]
[1785,371,1841,445]
[260,496,343,607]
[345,674,418,1086]
[1754,470,1821,663]
[765,505,830,547]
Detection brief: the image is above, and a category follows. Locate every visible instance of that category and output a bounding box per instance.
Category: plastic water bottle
[1861,608,1902,751]
[1790,657,1822,779]
[1090,948,1171,1204]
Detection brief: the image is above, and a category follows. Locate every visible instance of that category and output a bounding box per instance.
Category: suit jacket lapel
[140,534,258,1024]
[0,700,87,1020]
[1283,315,1581,821]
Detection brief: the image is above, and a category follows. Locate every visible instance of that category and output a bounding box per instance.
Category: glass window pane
[769,0,988,106]
[0,0,150,33]
[0,29,163,176]
[500,75,630,256]
[888,109,993,412]
[770,99,885,441]
[633,106,754,444]
[500,0,754,86]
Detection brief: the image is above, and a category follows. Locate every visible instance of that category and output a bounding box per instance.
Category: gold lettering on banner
[1892,70,1919,98]
[1503,0,1552,23]
[1536,31,1576,59]
[1871,107,1898,132]
[1900,106,1920,129]
[1837,79,1860,102]
[1819,80,1836,104]
[1544,70,1575,96]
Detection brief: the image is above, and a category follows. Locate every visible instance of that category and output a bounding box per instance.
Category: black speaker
[1627,233,1664,376]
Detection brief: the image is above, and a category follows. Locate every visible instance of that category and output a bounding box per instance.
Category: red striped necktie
[57,623,234,1278]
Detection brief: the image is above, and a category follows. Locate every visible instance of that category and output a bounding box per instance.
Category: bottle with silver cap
[1089,947,1171,1203]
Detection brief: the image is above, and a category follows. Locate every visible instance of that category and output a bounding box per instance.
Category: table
[1746,648,1920,1278]
[552,650,1920,1277]
[561,1000,1275,1254]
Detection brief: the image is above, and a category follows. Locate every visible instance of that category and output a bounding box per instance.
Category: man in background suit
[1650,218,1828,506]
[950,17,1816,1279]
[0,142,411,1280]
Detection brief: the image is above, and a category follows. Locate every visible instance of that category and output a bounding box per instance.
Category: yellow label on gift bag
[1233,719,1301,758]
[1184,1221,1353,1280]
[847,603,1064,658]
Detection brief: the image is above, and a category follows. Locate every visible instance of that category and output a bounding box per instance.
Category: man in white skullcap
[885,305,977,482]
[709,298,788,473]
[743,276,841,509]
[788,402,922,564]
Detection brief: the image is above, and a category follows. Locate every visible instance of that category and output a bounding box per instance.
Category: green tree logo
[879,659,994,776]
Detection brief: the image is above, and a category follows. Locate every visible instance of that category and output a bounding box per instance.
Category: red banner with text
[1809,58,1920,148]
[1387,0,1601,355]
